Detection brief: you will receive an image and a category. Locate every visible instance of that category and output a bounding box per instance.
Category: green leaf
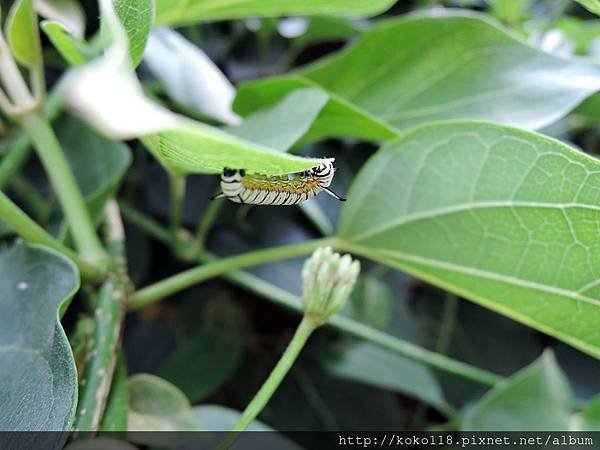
[581,394,600,430]
[225,88,329,151]
[67,0,325,175]
[321,341,450,413]
[462,351,572,430]
[156,0,397,26]
[112,0,154,67]
[128,374,202,432]
[100,353,129,432]
[235,76,398,142]
[5,0,42,68]
[0,242,78,436]
[41,20,86,66]
[234,11,600,137]
[58,116,132,219]
[574,0,600,16]
[338,121,600,358]
[140,124,327,174]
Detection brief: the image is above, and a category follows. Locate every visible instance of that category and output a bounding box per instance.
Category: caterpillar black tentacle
[210,160,345,205]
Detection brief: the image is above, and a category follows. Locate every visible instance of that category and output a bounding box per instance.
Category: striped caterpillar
[210,160,346,205]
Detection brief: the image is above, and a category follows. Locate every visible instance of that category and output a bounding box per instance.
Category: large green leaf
[155,0,396,26]
[0,242,78,438]
[462,351,572,430]
[338,121,600,358]
[5,0,42,68]
[234,11,600,138]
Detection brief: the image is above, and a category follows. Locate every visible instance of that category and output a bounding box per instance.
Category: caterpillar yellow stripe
[210,160,346,206]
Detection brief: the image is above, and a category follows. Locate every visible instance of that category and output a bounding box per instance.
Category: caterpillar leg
[322,187,346,202]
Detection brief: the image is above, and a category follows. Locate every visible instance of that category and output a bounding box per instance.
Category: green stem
[129,237,334,310]
[73,201,128,432]
[199,254,503,387]
[168,170,186,245]
[118,200,171,245]
[435,293,459,355]
[193,197,223,251]
[19,112,107,264]
[218,317,317,449]
[0,189,101,280]
[0,74,66,190]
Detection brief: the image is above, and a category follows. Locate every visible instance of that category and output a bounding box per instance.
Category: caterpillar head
[308,160,335,187]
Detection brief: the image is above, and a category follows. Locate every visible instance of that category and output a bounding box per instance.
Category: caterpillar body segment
[210,161,345,205]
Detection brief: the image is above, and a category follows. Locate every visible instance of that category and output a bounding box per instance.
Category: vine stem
[0,189,101,280]
[19,112,107,264]
[129,237,335,309]
[0,73,67,190]
[73,201,128,433]
[217,317,318,450]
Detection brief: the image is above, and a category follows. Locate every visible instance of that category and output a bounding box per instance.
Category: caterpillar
[210,160,346,205]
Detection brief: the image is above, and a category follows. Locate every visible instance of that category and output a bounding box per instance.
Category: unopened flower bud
[301,246,360,325]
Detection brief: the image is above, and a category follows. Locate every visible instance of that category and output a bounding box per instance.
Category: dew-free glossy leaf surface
[235,11,600,138]
[0,243,78,436]
[462,351,572,430]
[155,0,396,26]
[339,121,600,358]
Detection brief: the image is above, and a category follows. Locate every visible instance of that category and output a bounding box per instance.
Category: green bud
[301,246,360,325]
